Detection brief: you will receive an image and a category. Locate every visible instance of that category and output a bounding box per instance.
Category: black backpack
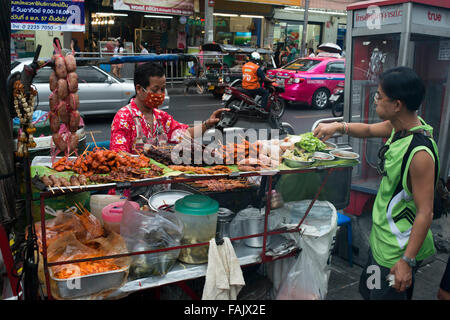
[434,178,450,220]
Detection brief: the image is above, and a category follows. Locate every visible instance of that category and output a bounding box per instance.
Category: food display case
[342,0,450,216]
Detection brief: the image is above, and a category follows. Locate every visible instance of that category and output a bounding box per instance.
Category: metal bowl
[330,149,360,160]
[312,152,335,161]
[323,141,337,152]
[148,190,193,211]
[282,156,315,168]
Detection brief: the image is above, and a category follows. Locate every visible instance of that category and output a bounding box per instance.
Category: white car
[10,58,170,116]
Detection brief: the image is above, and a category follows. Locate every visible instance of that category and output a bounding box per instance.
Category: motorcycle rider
[242,51,275,110]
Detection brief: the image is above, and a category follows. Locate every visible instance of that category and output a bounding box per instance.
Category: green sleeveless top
[369,117,440,268]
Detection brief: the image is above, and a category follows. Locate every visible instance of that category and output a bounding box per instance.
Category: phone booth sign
[342,0,450,216]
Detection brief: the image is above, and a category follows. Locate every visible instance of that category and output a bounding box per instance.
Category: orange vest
[242,62,260,90]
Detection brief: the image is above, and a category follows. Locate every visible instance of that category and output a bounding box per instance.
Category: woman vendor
[110,62,228,154]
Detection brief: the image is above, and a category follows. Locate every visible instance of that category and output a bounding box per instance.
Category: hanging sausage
[49,41,80,155]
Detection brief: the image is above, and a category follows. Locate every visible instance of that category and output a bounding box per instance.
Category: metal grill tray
[49,266,129,299]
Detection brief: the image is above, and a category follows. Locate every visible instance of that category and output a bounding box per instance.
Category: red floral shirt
[110,99,189,154]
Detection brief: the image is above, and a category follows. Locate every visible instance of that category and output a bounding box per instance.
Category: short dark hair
[379,66,425,112]
[134,62,165,89]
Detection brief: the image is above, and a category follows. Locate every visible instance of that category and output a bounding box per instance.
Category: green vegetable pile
[295,132,327,153]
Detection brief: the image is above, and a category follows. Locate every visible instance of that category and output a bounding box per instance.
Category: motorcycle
[329,82,344,118]
[216,78,294,137]
[222,78,286,118]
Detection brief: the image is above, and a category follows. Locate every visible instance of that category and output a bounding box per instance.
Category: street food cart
[1,52,357,300]
[326,0,450,265]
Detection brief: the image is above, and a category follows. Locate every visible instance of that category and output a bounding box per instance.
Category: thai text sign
[11,0,85,32]
[113,0,194,16]
[353,5,402,29]
[228,0,302,5]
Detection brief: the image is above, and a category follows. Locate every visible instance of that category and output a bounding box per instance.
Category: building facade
[10,0,360,61]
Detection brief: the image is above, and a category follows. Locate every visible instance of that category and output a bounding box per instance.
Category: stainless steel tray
[49,266,129,299]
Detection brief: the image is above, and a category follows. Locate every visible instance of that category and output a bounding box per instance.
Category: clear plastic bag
[276,200,337,300]
[120,200,184,279]
[34,207,103,250]
[47,231,130,280]
[276,247,323,300]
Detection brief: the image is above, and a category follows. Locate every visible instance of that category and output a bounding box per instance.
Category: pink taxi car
[267,57,345,110]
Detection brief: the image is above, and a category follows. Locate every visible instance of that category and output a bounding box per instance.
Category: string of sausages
[49,40,80,157]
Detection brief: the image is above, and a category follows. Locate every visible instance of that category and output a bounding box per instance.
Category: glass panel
[306,24,322,52]
[412,35,450,144]
[349,34,401,189]
[283,58,320,71]
[77,66,107,83]
[325,62,345,74]
[272,22,322,53]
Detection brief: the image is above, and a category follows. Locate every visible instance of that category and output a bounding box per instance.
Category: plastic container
[90,194,126,224]
[175,195,219,264]
[102,201,140,234]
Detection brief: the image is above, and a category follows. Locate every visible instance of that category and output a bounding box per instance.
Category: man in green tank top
[313,67,440,300]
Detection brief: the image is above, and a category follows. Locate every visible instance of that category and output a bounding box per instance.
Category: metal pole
[301,0,310,57]
[204,0,214,43]
[0,0,20,299]
[398,2,413,67]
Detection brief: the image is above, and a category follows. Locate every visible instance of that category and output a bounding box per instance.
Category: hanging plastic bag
[276,200,337,300]
[34,207,103,251]
[120,200,184,279]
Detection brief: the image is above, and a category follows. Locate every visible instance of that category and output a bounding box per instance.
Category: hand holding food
[295,132,327,153]
[313,122,342,142]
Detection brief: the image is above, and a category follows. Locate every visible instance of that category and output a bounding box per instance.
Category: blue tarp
[109,54,183,64]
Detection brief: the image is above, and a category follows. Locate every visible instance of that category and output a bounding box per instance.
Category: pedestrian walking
[112,38,124,78]
[286,43,298,63]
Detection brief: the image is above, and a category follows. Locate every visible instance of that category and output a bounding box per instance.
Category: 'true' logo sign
[427,11,442,22]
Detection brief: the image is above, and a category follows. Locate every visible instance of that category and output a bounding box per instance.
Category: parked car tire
[312,88,330,110]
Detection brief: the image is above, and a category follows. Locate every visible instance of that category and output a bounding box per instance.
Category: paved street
[83,89,333,144]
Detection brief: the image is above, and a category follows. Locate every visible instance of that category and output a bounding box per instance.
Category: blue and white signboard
[11,0,85,32]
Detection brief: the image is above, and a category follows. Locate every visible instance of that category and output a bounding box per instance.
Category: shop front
[189,0,275,48]
[272,7,348,54]
[112,0,195,53]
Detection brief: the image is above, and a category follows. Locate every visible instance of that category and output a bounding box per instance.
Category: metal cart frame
[36,165,349,300]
